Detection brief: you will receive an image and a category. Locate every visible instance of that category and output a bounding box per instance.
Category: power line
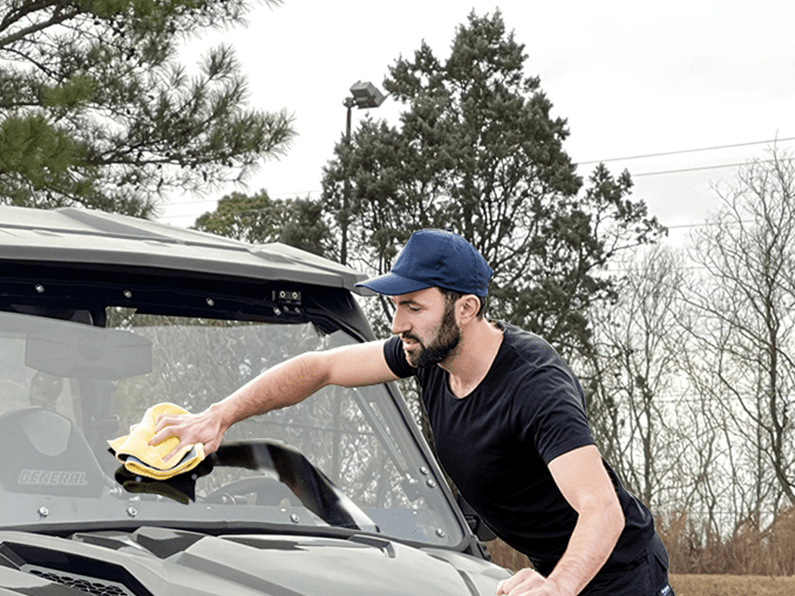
[666,222,710,230]
[157,136,795,221]
[633,157,794,178]
[158,189,322,213]
[157,191,324,221]
[577,136,795,166]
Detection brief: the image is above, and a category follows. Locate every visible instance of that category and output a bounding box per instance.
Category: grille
[22,565,136,596]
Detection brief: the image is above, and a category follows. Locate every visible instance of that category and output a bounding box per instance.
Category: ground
[669,574,795,596]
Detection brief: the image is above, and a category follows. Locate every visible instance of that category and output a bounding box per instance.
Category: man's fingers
[496,574,519,595]
[147,411,216,461]
[149,426,175,448]
[150,413,188,445]
[496,577,516,595]
[161,442,185,463]
[152,429,186,463]
[153,413,179,434]
[496,568,547,596]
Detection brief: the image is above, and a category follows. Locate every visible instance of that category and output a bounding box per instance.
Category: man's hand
[496,568,565,596]
[150,407,226,462]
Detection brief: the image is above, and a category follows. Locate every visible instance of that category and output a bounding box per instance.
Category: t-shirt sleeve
[516,366,596,465]
[383,335,416,379]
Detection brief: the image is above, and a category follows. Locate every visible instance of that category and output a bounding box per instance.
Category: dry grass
[485,538,532,572]
[658,508,795,576]
[669,574,795,596]
[486,509,795,595]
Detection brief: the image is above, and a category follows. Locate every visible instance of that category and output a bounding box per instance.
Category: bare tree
[585,146,795,549]
[583,244,689,511]
[683,146,795,529]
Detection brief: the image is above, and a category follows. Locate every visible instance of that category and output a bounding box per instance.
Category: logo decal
[18,470,88,486]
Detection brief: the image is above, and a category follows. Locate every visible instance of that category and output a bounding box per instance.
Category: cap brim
[354,272,433,296]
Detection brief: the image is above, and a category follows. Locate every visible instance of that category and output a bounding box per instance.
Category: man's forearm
[211,351,331,427]
[153,341,396,460]
[547,498,624,595]
[152,351,331,458]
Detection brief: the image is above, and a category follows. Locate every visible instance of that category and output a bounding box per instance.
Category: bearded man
[151,229,673,596]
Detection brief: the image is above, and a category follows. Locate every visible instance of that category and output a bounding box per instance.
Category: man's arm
[496,444,624,596]
[150,340,399,460]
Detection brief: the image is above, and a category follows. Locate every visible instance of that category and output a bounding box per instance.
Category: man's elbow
[582,490,625,545]
[285,351,333,397]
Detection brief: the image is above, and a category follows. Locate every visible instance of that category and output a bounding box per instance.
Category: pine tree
[0,0,293,216]
[321,10,665,353]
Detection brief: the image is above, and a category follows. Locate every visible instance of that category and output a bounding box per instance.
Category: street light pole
[339,81,386,266]
[344,96,356,143]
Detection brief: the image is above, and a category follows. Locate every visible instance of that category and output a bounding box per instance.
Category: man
[151,229,673,596]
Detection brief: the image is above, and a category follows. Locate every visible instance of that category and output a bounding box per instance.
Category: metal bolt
[35,284,45,293]
[436,528,446,538]
[290,513,300,524]
[126,506,138,518]
[37,506,49,518]
[123,289,132,298]
[419,466,429,475]
[426,479,437,488]
[206,297,215,306]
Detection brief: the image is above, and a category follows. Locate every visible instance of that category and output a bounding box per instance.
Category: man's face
[390,288,461,368]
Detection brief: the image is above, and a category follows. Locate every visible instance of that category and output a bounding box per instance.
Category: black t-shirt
[384,322,655,575]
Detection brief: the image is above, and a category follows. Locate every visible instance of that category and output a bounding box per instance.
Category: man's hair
[440,288,487,319]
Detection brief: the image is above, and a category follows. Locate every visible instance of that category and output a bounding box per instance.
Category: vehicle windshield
[0,308,461,547]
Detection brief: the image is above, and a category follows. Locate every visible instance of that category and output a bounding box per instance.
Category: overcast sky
[158,0,795,247]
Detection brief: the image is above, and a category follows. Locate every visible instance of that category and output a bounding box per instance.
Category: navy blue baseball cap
[355,229,493,297]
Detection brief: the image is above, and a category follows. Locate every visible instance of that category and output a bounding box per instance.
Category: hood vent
[0,541,152,596]
[23,564,136,596]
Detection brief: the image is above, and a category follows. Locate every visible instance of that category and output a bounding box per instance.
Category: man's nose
[391,307,408,336]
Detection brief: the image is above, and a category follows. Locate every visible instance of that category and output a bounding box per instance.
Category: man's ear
[457,294,481,324]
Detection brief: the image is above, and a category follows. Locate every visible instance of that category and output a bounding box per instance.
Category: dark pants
[581,533,674,596]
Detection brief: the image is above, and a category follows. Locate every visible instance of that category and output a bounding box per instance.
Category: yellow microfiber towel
[108,403,205,481]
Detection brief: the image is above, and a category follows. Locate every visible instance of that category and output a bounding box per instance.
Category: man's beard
[404,302,461,368]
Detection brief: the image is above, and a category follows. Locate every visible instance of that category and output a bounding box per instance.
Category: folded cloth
[108,403,205,481]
